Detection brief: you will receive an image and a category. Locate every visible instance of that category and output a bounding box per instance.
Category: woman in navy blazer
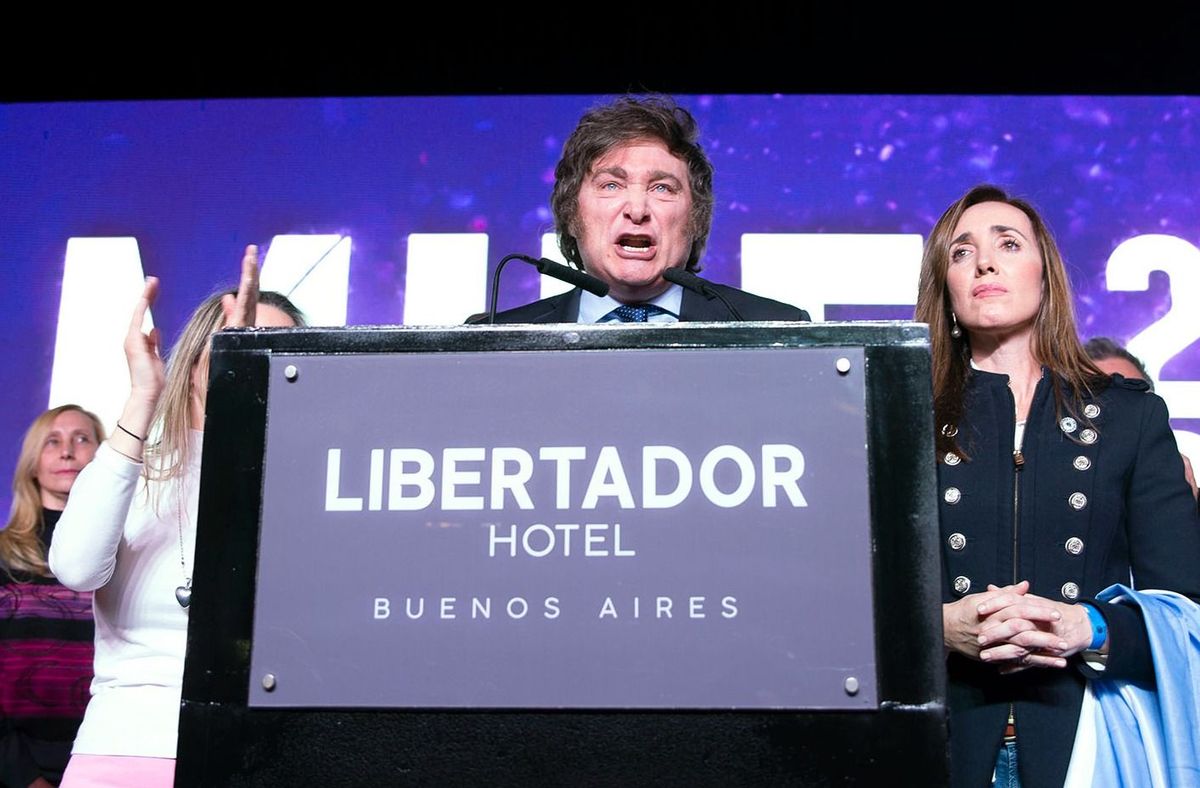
[914,185,1200,787]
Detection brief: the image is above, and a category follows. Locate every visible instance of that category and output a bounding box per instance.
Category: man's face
[573,139,693,303]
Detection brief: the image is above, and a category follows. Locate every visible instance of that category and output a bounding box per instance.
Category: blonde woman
[1,405,103,788]
[49,248,303,787]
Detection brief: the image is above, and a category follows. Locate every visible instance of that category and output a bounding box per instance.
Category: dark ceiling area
[7,11,1199,102]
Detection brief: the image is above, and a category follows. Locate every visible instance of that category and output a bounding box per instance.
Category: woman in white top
[49,248,303,787]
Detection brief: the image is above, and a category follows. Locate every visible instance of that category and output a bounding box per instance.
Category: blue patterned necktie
[605,303,666,323]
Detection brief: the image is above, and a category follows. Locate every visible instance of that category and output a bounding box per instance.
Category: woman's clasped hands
[944,580,1099,674]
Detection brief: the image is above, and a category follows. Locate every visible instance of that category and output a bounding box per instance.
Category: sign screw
[835,357,852,375]
[262,673,277,691]
[843,676,859,695]
[284,365,299,382]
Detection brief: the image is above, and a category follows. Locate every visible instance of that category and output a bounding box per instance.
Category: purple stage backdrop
[2,95,1198,515]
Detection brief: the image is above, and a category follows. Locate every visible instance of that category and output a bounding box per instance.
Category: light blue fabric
[1086,585,1200,787]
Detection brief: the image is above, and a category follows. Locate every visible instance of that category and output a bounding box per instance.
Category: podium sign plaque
[250,347,874,710]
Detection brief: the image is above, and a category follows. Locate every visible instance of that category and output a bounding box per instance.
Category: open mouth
[616,234,655,254]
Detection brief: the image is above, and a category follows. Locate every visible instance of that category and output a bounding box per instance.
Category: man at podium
[492,95,809,324]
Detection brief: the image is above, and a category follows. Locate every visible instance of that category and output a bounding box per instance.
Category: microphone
[662,268,745,321]
[486,254,609,324]
[529,257,610,298]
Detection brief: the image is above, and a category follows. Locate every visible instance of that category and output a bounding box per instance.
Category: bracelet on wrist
[116,421,146,442]
[109,444,144,464]
[1080,602,1108,650]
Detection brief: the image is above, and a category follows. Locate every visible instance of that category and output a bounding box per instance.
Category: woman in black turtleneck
[1,406,104,788]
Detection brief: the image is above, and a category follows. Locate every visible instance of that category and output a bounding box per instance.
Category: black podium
[177,321,946,786]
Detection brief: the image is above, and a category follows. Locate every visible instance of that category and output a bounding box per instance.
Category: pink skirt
[61,754,176,787]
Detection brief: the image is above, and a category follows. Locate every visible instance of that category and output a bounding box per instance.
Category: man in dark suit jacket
[491,281,806,323]
[491,95,809,324]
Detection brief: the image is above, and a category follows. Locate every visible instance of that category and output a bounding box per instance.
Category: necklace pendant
[175,578,192,609]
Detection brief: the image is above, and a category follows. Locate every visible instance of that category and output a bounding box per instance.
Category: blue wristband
[1080,602,1108,650]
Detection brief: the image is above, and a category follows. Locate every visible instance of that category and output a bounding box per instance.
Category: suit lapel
[537,289,581,323]
[678,286,728,322]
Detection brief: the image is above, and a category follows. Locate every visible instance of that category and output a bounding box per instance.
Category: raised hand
[220,244,261,328]
[113,277,165,461]
[125,277,165,400]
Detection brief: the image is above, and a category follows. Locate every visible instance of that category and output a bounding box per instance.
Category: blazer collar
[679,285,733,322]
[533,289,582,323]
